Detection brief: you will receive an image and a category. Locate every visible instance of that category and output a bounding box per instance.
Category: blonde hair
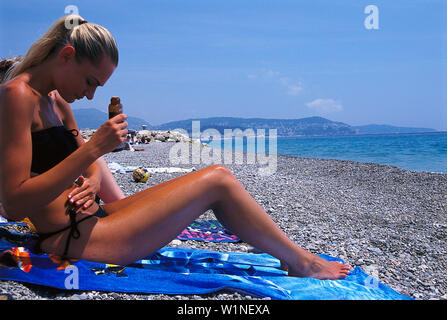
[3,15,118,82]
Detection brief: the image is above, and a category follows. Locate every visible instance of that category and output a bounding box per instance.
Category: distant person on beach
[0,15,350,279]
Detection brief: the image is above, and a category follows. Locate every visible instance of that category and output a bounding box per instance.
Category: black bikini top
[31,126,79,174]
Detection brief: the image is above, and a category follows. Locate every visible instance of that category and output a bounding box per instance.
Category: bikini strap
[36,210,94,259]
[61,209,93,259]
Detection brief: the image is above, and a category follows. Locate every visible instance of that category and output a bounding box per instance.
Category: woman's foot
[287,253,351,280]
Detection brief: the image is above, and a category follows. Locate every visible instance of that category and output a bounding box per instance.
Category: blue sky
[1,0,446,130]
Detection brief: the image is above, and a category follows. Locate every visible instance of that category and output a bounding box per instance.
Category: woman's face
[53,46,116,103]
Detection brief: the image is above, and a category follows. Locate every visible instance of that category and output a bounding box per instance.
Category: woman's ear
[57,45,76,63]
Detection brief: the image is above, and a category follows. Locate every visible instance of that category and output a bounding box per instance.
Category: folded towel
[177,219,240,242]
[107,162,196,174]
[0,232,411,300]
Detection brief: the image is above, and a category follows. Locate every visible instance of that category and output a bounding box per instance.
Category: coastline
[1,141,446,300]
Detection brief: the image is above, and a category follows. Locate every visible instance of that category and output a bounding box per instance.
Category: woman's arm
[52,90,125,204]
[0,83,126,220]
[52,90,102,208]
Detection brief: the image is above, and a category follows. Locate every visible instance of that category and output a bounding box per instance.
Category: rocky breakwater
[136,130,192,143]
[80,129,205,145]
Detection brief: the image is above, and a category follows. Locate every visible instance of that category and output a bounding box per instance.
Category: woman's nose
[85,87,97,100]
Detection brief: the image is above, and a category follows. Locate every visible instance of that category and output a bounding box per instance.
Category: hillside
[72,108,152,131]
[153,116,356,136]
[72,108,437,136]
[353,124,436,135]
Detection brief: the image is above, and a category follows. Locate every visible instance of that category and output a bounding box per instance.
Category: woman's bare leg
[194,166,351,279]
[102,169,193,214]
[43,165,350,280]
[96,157,125,203]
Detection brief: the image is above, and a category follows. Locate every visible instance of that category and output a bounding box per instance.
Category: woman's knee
[208,164,234,177]
[206,164,238,189]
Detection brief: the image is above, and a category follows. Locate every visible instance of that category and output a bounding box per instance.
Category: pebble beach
[1,141,446,300]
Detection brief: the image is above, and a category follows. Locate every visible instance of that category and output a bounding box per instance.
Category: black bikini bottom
[35,205,108,258]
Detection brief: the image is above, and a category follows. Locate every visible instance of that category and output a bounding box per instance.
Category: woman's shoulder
[51,90,77,126]
[0,79,37,123]
[51,90,70,112]
[0,78,39,105]
[1,78,28,93]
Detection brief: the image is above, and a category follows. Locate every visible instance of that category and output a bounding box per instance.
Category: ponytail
[4,15,118,82]
[0,56,22,83]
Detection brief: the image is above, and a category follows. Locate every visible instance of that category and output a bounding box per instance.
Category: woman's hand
[67,175,100,212]
[87,114,128,157]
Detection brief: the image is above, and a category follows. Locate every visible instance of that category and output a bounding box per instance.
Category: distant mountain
[152,116,357,136]
[72,108,152,130]
[72,108,437,136]
[353,124,436,135]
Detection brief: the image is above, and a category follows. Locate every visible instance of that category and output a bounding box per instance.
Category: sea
[206,131,447,174]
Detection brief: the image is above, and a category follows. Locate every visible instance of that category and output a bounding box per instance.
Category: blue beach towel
[0,229,411,300]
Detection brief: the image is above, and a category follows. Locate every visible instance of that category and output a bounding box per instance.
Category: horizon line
[72,107,438,131]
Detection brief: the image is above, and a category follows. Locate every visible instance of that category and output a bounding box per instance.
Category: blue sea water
[206,132,447,174]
